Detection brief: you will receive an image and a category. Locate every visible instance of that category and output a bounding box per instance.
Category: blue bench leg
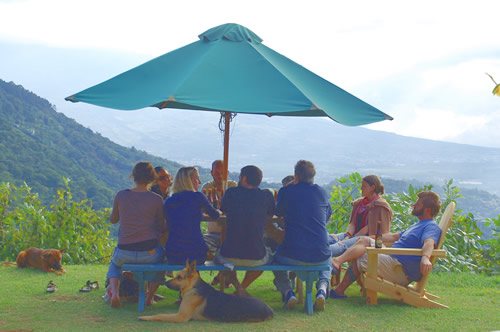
[135,272,146,313]
[305,273,314,315]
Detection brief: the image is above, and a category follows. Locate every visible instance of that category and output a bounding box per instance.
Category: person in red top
[329,175,393,257]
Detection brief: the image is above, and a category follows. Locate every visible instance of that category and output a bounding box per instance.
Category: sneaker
[314,289,326,311]
[284,290,298,310]
[46,280,57,293]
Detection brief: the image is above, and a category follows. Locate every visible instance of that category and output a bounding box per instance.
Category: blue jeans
[107,245,165,281]
[328,232,349,245]
[329,236,359,257]
[273,254,331,297]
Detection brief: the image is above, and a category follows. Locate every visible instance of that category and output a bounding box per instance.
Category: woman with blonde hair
[164,167,220,264]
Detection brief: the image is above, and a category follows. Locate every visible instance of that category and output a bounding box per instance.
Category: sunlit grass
[0,264,498,331]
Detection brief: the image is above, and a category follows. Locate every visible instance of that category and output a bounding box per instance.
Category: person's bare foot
[146,295,157,306]
[111,295,121,308]
[146,299,156,306]
[332,258,341,273]
[234,287,250,297]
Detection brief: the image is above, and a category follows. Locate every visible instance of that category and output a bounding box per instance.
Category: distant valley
[69,105,500,197]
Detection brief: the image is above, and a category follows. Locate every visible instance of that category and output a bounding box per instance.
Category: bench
[122,262,331,315]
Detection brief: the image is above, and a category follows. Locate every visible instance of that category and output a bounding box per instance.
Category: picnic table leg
[136,272,146,312]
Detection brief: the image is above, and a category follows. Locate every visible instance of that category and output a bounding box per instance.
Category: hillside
[1,78,499,221]
[0,80,213,209]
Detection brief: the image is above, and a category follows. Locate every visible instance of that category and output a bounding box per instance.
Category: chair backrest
[415,201,455,294]
[436,201,456,250]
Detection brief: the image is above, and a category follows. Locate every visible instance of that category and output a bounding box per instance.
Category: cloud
[365,55,500,147]
[396,107,487,140]
[1,0,500,148]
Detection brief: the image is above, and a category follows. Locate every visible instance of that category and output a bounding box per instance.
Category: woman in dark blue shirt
[164,166,220,264]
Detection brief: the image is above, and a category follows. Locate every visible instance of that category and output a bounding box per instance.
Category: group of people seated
[106,159,443,312]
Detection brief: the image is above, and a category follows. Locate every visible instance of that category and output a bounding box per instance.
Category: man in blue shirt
[330,191,442,298]
[273,160,332,311]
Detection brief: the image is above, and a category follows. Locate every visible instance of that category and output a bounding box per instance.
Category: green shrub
[327,172,362,234]
[479,215,499,274]
[0,179,114,264]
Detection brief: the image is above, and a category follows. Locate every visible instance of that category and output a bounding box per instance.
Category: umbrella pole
[223,112,230,186]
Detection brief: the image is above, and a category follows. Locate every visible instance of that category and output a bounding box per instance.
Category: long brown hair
[362,175,384,195]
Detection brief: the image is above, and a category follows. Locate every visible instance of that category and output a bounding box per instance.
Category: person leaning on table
[107,161,166,308]
[214,165,275,296]
[164,166,220,265]
[201,160,237,258]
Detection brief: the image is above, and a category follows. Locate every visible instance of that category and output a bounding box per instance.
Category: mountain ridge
[0,79,213,209]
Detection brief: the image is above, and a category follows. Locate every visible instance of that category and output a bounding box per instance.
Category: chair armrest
[366,247,446,257]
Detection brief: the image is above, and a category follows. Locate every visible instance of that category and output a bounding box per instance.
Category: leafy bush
[480,215,499,274]
[327,172,362,234]
[0,179,114,264]
[328,173,498,274]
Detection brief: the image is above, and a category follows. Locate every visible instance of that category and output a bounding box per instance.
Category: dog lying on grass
[139,261,273,323]
[16,247,65,274]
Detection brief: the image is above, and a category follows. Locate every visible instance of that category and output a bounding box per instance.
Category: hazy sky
[1,0,499,148]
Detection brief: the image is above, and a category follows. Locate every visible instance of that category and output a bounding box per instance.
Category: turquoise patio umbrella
[66,23,392,179]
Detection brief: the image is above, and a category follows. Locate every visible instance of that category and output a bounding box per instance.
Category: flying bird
[485,73,500,96]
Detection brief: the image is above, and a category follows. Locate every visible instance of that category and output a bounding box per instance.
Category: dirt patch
[48,295,85,302]
[84,316,107,323]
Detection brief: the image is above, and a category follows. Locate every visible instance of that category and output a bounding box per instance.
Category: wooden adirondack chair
[361,201,456,308]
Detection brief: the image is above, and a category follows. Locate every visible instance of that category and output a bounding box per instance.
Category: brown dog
[16,247,65,274]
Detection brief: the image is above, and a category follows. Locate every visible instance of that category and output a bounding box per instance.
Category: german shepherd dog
[16,247,65,274]
[139,261,273,323]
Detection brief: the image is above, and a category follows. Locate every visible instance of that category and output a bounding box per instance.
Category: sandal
[79,284,91,292]
[79,280,97,292]
[46,280,57,293]
[88,280,99,290]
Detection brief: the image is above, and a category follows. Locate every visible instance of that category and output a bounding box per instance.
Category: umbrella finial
[199,23,263,44]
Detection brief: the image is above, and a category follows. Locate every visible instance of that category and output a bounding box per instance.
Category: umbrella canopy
[66,23,392,179]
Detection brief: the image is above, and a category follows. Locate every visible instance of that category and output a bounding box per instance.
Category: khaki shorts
[357,250,410,286]
[215,247,272,267]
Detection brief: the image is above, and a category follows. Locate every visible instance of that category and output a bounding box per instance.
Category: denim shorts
[107,245,165,281]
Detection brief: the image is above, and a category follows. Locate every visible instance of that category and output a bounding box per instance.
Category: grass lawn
[0,264,498,331]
